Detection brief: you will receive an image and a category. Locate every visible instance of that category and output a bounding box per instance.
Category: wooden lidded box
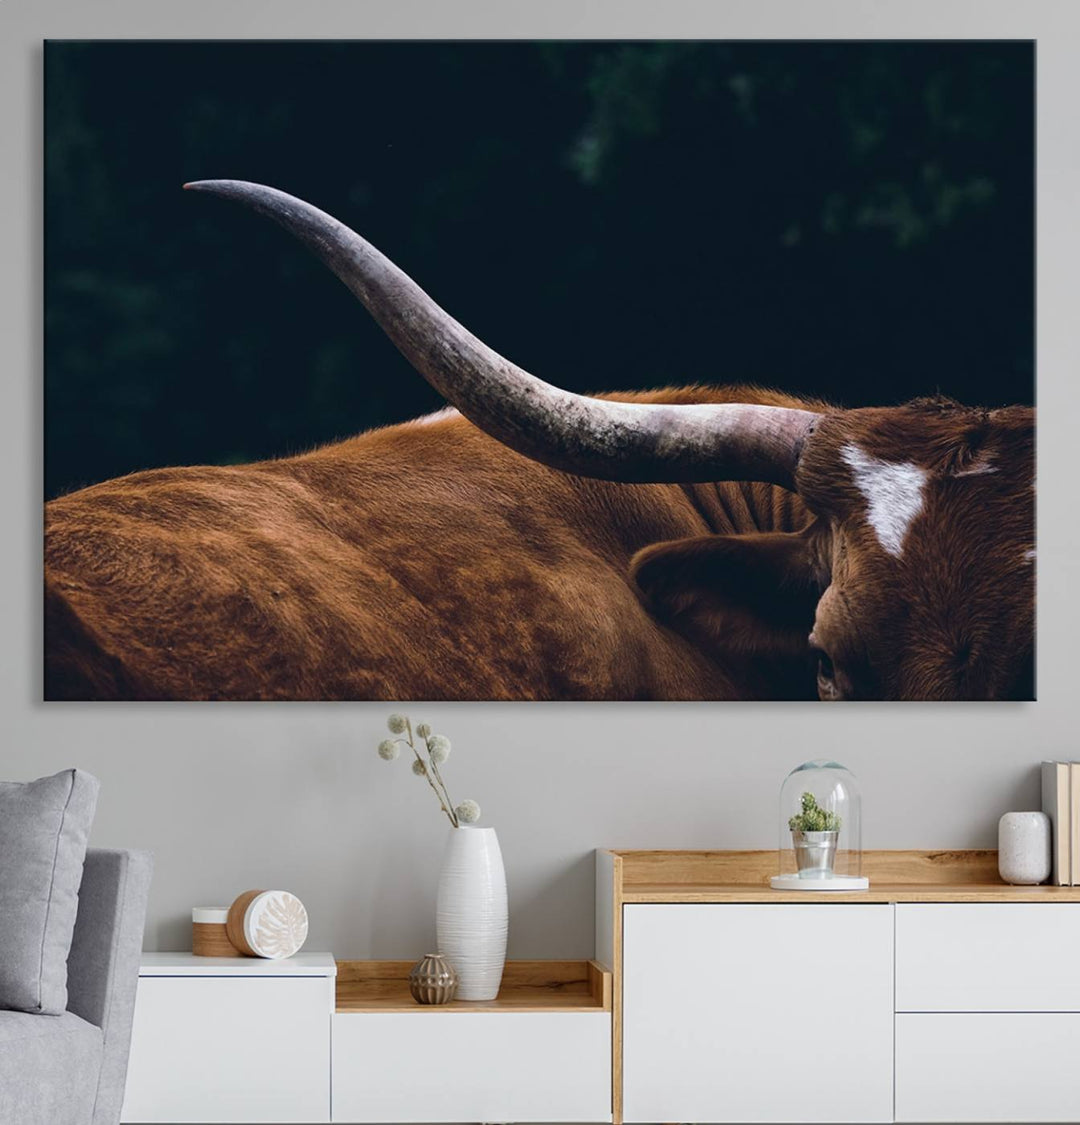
[192,906,239,957]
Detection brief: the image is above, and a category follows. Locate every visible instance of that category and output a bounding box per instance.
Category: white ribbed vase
[436,826,507,1001]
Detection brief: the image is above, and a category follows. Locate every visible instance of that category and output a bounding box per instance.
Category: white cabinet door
[121,976,331,1123]
[333,1011,611,1122]
[623,904,894,1124]
[896,904,1080,1011]
[896,1013,1080,1122]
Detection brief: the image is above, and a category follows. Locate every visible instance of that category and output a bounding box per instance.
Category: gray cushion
[0,769,100,1014]
[0,1009,103,1125]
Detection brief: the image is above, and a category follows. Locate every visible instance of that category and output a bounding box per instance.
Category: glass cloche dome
[771,760,868,891]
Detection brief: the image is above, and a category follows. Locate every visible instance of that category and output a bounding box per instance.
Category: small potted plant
[788,792,842,877]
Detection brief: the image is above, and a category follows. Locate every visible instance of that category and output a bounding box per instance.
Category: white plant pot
[436,826,508,1001]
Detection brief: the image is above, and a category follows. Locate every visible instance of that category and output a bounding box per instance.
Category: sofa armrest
[66,848,153,1125]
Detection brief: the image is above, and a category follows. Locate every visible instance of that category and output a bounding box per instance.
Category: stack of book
[1041,760,1080,885]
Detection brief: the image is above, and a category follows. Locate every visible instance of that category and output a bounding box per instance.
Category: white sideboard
[121,953,336,1124]
[600,849,1080,1125]
[120,854,1080,1125]
[121,955,610,1124]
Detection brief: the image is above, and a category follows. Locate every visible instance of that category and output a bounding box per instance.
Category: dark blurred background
[45,41,1033,499]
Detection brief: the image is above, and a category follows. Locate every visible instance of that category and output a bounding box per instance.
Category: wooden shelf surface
[622,883,1080,903]
[605,849,1080,903]
[335,959,611,1013]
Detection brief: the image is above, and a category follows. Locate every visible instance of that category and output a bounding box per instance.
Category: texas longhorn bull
[44,181,1035,701]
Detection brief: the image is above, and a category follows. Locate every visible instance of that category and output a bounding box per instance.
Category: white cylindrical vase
[436,826,508,1001]
[998,811,1052,885]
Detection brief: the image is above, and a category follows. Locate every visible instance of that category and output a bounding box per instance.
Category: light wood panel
[857,849,1002,884]
[335,959,611,1012]
[587,959,612,1010]
[622,883,1080,903]
[613,848,1005,888]
[606,851,624,1125]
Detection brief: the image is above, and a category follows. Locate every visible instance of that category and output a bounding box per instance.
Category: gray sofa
[0,848,153,1125]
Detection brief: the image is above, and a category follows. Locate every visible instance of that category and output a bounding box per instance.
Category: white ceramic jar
[998,811,1052,885]
[226,889,309,958]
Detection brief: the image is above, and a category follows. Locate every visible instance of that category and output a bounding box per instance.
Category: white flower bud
[454,799,481,824]
[428,735,451,764]
[415,722,432,738]
[411,759,427,777]
[377,739,399,761]
[387,713,409,734]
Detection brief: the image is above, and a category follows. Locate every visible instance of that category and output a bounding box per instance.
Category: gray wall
[4,1,1079,959]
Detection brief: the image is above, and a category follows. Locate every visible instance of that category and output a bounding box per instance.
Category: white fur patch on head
[840,442,927,559]
[411,406,459,427]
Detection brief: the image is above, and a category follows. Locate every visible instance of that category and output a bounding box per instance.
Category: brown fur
[44,387,1034,701]
[795,401,1035,700]
[630,396,1035,700]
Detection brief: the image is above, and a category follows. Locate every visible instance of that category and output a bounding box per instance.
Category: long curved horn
[184,180,821,488]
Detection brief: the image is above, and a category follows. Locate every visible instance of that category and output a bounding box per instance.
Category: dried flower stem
[426,748,458,827]
[404,718,458,827]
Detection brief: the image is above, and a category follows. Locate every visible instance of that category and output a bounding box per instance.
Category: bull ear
[630,528,825,664]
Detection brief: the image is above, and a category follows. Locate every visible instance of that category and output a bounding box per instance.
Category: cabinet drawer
[121,976,332,1123]
[623,904,894,1123]
[896,1013,1080,1122]
[896,904,1080,1011]
[332,1011,611,1122]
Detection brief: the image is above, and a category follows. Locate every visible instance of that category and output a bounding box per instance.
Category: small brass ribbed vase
[408,953,458,1005]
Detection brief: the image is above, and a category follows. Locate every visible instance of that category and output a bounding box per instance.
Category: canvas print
[44,42,1034,701]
